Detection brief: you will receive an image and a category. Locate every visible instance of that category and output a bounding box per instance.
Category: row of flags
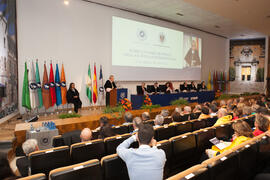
[86,63,105,105]
[207,70,230,92]
[22,61,67,110]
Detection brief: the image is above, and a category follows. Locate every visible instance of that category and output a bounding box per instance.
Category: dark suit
[190,84,197,91]
[66,88,82,113]
[16,156,29,177]
[184,49,201,67]
[152,86,160,94]
[137,86,147,95]
[104,80,117,106]
[62,130,81,146]
[180,85,190,92]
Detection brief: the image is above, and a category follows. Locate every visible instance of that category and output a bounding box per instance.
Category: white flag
[28,61,39,109]
[98,65,105,105]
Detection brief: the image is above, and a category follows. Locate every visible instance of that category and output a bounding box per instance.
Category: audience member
[142,112,150,121]
[154,115,164,128]
[132,117,142,133]
[183,106,191,114]
[242,106,252,117]
[160,109,169,117]
[214,108,232,126]
[99,124,115,139]
[232,108,242,121]
[206,121,253,158]
[171,111,181,123]
[117,124,166,180]
[219,100,226,108]
[175,107,182,114]
[193,105,201,113]
[0,152,17,180]
[198,107,210,120]
[253,115,270,136]
[123,112,133,125]
[16,139,39,177]
[209,104,218,116]
[80,128,92,142]
[96,116,109,131]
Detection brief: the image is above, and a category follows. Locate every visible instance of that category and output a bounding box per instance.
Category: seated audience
[211,100,218,107]
[1,152,17,180]
[116,124,166,180]
[193,104,202,113]
[141,112,150,121]
[251,104,260,114]
[160,109,169,117]
[214,108,232,126]
[206,121,253,158]
[198,107,210,120]
[183,106,191,114]
[153,115,164,128]
[132,117,143,133]
[174,106,183,114]
[80,128,92,142]
[219,100,227,108]
[253,115,270,136]
[171,111,181,123]
[165,82,173,94]
[237,97,245,108]
[232,108,242,121]
[16,139,39,177]
[123,112,133,125]
[242,106,252,117]
[99,124,115,139]
[209,104,218,116]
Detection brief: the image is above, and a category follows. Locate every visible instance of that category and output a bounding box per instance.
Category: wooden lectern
[109,89,117,107]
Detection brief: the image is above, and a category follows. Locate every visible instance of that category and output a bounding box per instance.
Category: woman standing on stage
[66,83,82,113]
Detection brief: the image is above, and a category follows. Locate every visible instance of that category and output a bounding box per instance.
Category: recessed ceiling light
[176,13,184,16]
[214,25,220,28]
[64,0,69,5]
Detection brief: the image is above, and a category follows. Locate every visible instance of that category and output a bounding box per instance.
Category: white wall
[17,0,229,113]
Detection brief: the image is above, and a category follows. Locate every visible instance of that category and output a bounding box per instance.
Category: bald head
[80,128,92,142]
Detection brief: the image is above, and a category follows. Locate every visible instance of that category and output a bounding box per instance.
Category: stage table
[131,91,215,109]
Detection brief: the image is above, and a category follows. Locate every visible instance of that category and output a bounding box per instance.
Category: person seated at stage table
[180,82,189,92]
[142,112,150,121]
[152,82,161,94]
[153,115,164,128]
[137,82,148,95]
[80,128,92,142]
[132,117,143,134]
[1,152,18,180]
[165,82,173,94]
[205,121,253,158]
[198,81,207,91]
[123,112,133,125]
[253,114,269,136]
[198,106,211,120]
[16,139,39,177]
[214,108,232,126]
[189,81,197,91]
[66,82,82,113]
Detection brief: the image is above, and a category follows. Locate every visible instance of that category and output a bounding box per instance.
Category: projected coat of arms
[229,39,265,93]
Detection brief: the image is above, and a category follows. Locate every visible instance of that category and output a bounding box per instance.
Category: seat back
[190,112,201,120]
[17,173,46,180]
[170,133,197,171]
[155,125,176,141]
[157,140,172,178]
[167,165,210,180]
[257,135,270,167]
[52,135,65,147]
[192,119,206,131]
[195,129,215,156]
[245,115,255,128]
[101,154,129,180]
[70,139,105,164]
[205,116,218,127]
[92,130,100,140]
[144,120,155,126]
[62,130,81,146]
[179,114,190,122]
[215,124,233,141]
[112,125,129,135]
[163,117,173,125]
[174,121,192,136]
[127,124,134,132]
[49,159,102,180]
[104,134,131,155]
[29,146,71,176]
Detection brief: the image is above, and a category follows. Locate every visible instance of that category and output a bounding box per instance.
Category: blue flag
[55,63,62,106]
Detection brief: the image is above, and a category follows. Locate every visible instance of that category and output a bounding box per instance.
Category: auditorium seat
[52,135,65,147]
[245,115,255,128]
[169,133,197,172]
[92,130,100,140]
[192,119,207,131]
[112,125,129,135]
[49,159,102,180]
[62,130,81,146]
[127,124,134,132]
[195,128,215,159]
[157,140,172,178]
[144,119,155,126]
[29,146,71,176]
[17,173,46,180]
[190,112,201,120]
[215,124,233,141]
[203,152,239,180]
[163,116,173,125]
[179,114,190,122]
[166,165,210,180]
[257,135,270,168]
[70,139,105,163]
[155,125,176,141]
[174,121,192,136]
[104,134,131,154]
[205,116,218,127]
[101,154,129,180]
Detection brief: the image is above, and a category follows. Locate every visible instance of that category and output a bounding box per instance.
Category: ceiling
[83,0,268,39]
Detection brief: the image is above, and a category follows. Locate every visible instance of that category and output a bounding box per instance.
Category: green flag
[22,62,31,110]
[86,64,92,103]
[35,60,43,108]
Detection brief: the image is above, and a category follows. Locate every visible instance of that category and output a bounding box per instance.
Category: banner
[22,62,31,110]
[29,61,39,109]
[93,63,98,104]
[42,63,51,109]
[86,63,92,104]
[49,63,56,106]
[60,64,67,104]
[98,65,105,105]
[55,63,62,106]
[35,60,43,108]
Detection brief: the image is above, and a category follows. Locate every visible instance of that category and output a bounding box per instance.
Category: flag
[29,61,39,109]
[98,65,105,105]
[93,63,98,104]
[35,60,43,108]
[86,64,92,103]
[42,63,51,109]
[60,64,67,104]
[49,63,56,106]
[207,71,211,90]
[22,62,31,110]
[55,63,62,106]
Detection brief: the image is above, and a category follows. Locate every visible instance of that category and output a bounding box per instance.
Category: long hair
[69,82,74,90]
[232,120,254,138]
